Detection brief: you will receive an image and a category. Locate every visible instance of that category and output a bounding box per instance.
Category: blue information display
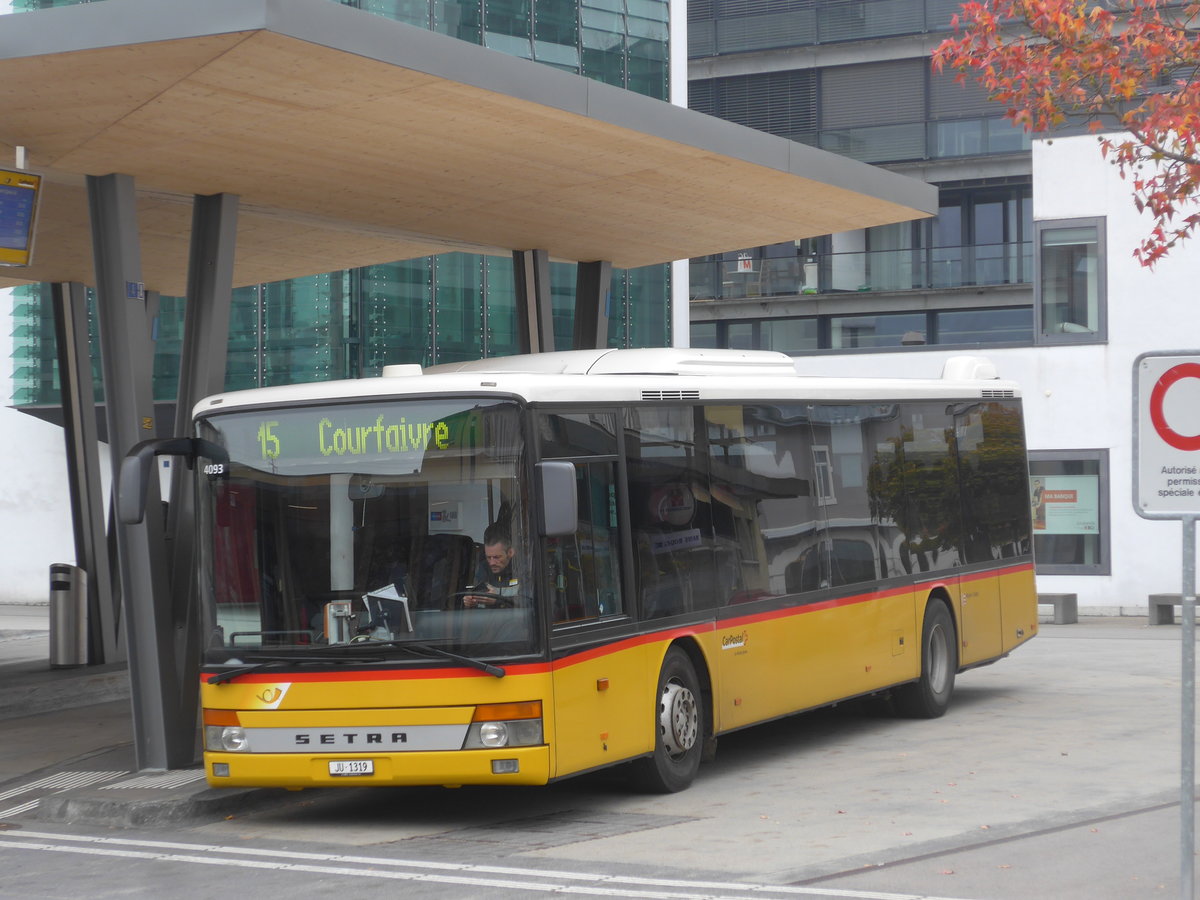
[0,169,42,266]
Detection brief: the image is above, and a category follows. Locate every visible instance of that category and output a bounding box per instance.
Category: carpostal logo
[721,630,749,650]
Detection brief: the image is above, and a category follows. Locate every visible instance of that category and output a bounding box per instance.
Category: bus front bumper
[205,745,551,788]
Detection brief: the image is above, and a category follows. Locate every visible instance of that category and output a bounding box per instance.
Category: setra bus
[121,347,1037,792]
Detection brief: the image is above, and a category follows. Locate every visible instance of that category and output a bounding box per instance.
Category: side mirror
[536,461,577,537]
[118,437,228,525]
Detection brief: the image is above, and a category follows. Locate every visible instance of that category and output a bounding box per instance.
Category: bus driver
[463,526,520,608]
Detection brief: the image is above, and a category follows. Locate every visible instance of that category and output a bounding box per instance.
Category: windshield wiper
[335,639,506,678]
[208,654,385,685]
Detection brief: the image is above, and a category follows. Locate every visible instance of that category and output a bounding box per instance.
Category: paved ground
[0,606,1196,899]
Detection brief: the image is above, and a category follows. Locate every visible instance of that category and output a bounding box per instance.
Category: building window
[1028,450,1110,576]
[1035,217,1106,343]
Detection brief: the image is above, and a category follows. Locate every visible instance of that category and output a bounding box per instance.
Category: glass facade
[6,0,673,405]
[12,253,673,404]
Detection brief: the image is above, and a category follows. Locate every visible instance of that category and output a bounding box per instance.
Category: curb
[36,780,289,828]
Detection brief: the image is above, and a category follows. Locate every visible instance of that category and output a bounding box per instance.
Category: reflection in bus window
[625,407,722,618]
[548,461,623,624]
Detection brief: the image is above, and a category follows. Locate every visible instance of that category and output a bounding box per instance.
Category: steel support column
[87,172,182,771]
[50,281,122,665]
[572,260,612,350]
[513,249,553,354]
[166,193,239,762]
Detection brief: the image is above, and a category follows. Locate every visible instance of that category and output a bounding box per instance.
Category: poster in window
[1030,475,1099,534]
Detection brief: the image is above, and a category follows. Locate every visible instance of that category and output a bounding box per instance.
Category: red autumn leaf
[933,0,1200,266]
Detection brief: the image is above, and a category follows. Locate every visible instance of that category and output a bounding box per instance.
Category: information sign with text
[1135,351,1200,518]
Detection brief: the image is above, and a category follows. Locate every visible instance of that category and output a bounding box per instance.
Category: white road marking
[0,829,975,900]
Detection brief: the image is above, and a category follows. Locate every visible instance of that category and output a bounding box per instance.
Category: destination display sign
[204,399,509,474]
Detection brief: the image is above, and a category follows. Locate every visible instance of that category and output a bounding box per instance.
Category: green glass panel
[485,255,520,358]
[434,0,482,41]
[534,0,578,54]
[623,263,669,347]
[627,35,667,99]
[581,9,623,32]
[581,0,623,13]
[433,253,484,363]
[582,44,625,87]
[550,261,576,350]
[152,295,186,403]
[225,286,262,391]
[261,273,344,386]
[485,0,531,37]
[362,260,434,371]
[357,0,432,27]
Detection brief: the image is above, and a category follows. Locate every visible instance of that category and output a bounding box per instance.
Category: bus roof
[193,348,1020,419]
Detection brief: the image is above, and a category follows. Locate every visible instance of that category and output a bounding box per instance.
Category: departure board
[0,169,41,267]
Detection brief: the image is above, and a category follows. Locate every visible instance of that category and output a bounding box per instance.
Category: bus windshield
[195,397,534,662]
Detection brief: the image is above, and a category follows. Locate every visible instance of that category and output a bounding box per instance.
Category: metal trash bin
[49,563,88,668]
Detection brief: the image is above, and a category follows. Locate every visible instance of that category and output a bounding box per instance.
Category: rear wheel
[630,647,704,793]
[894,600,956,718]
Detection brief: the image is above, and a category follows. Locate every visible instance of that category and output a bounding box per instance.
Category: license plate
[328,760,373,777]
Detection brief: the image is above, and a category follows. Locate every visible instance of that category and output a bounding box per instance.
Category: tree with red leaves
[933,0,1200,266]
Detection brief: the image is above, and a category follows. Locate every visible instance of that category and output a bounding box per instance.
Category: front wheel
[894,600,957,719]
[630,647,705,793]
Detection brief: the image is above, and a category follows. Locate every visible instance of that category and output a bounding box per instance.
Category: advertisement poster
[1030,475,1099,534]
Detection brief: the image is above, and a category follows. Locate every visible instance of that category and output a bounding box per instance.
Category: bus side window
[551,461,623,624]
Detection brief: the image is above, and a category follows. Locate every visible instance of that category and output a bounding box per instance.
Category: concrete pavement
[0,607,1196,899]
[0,604,279,826]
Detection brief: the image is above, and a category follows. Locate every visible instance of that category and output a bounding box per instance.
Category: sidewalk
[0,604,278,827]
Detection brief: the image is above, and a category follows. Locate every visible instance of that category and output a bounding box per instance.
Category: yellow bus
[167,348,1036,792]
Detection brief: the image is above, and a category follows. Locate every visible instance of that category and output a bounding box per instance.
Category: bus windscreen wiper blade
[339,639,505,678]
[208,654,384,685]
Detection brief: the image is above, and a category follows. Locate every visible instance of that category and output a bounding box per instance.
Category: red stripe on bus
[201,562,1034,686]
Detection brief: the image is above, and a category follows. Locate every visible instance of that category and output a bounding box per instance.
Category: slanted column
[573,260,612,350]
[164,192,239,765]
[88,172,181,771]
[51,281,121,665]
[513,248,553,354]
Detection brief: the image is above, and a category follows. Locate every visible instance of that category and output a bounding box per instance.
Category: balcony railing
[688,0,974,58]
[689,241,1032,301]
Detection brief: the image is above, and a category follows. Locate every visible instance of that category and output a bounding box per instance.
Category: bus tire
[631,647,704,793]
[894,600,956,719]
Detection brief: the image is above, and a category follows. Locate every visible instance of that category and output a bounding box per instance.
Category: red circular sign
[1150,362,1200,451]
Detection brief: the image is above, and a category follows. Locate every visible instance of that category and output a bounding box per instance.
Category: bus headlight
[479,722,508,747]
[462,701,543,749]
[205,725,250,752]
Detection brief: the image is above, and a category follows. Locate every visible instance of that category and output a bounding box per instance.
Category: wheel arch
[924,587,959,668]
[662,636,714,742]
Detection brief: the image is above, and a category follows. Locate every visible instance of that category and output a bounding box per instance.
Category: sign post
[1134,351,1200,900]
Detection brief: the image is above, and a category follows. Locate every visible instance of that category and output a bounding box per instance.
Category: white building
[807,133,1197,615]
